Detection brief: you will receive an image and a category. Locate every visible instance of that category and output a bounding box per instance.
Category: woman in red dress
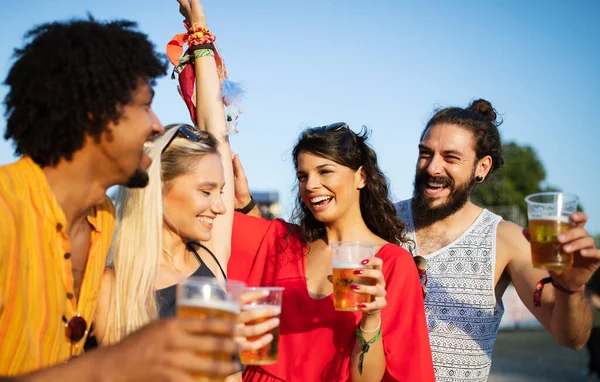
[229,123,435,381]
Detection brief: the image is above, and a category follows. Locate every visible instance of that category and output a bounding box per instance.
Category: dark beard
[411,170,475,229]
[124,169,149,188]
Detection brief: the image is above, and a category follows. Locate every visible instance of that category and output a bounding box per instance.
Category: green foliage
[472,141,548,216]
[473,141,585,219]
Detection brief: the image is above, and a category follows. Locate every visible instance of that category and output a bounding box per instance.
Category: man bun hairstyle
[422,98,504,174]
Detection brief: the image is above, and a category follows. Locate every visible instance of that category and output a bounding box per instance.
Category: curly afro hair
[3,17,169,167]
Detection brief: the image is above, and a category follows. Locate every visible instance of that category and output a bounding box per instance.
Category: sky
[0,0,599,233]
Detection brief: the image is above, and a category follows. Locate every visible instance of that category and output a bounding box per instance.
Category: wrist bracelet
[190,43,215,52]
[359,317,381,333]
[190,49,214,60]
[355,325,382,376]
[533,277,584,307]
[552,279,584,294]
[235,196,256,214]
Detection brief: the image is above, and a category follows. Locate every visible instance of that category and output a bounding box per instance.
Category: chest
[68,223,92,299]
[304,250,333,299]
[156,256,202,290]
[415,230,452,256]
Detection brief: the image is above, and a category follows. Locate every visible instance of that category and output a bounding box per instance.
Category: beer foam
[242,304,282,315]
[532,216,571,224]
[332,261,364,269]
[178,299,240,314]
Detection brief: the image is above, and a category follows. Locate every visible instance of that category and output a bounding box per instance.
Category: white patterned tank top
[395,199,504,382]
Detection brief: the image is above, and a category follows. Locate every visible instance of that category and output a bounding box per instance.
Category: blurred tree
[472,141,549,216]
[473,141,584,224]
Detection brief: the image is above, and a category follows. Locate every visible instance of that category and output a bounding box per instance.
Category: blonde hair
[104,124,219,345]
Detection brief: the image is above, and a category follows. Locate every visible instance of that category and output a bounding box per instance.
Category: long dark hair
[291,123,407,245]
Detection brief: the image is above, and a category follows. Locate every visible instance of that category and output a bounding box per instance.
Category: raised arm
[503,212,599,349]
[233,154,262,218]
[177,0,234,268]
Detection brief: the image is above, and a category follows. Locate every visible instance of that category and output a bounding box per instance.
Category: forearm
[193,55,227,139]
[550,289,592,349]
[246,205,262,218]
[235,195,262,218]
[350,316,385,381]
[194,52,235,264]
[9,348,117,382]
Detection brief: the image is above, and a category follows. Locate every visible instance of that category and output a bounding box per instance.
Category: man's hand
[105,317,241,381]
[547,212,600,291]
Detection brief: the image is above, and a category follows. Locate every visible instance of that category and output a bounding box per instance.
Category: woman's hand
[352,257,386,326]
[177,0,208,28]
[233,154,252,210]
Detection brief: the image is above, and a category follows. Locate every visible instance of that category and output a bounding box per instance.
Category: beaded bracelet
[183,21,216,45]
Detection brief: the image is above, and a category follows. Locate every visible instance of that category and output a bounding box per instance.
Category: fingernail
[581,249,589,256]
[361,259,369,265]
[557,234,566,242]
[354,270,363,275]
[358,303,367,308]
[350,284,360,290]
[564,244,572,252]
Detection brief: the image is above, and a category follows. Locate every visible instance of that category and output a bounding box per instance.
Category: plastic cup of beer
[331,241,377,311]
[525,192,578,270]
[177,277,246,382]
[239,286,284,365]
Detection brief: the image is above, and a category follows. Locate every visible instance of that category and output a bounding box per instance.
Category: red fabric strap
[534,277,584,307]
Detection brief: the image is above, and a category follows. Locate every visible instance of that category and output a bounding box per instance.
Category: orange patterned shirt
[0,157,115,375]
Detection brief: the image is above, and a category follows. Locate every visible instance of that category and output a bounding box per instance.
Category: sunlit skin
[416,123,488,209]
[413,122,600,354]
[100,78,163,183]
[296,152,365,225]
[162,153,226,242]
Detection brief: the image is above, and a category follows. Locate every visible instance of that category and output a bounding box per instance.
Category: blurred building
[252,191,280,219]
[499,284,542,330]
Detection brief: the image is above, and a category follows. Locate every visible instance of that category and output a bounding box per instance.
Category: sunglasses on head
[62,314,87,362]
[164,124,199,149]
[321,122,349,131]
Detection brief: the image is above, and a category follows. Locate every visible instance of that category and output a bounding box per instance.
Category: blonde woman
[93,0,278,364]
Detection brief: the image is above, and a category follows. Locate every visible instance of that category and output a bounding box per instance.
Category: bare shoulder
[496,220,531,261]
[100,268,115,287]
[94,268,115,345]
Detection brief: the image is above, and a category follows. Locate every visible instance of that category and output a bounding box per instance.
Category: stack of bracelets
[173,21,216,73]
[186,21,215,58]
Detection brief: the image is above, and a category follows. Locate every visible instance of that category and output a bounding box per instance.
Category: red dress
[229,212,434,382]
